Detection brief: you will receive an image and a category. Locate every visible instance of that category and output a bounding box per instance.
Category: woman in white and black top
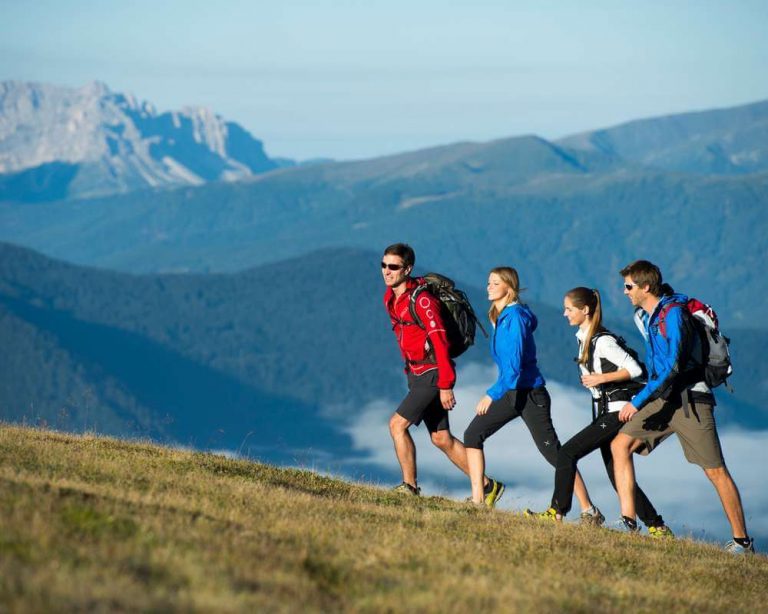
[535,287,672,535]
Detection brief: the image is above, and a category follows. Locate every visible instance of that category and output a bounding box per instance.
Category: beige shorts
[620,396,725,469]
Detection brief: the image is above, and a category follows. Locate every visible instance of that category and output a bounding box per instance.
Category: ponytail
[565,287,604,365]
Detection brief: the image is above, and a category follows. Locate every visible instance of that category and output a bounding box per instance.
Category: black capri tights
[463,387,560,467]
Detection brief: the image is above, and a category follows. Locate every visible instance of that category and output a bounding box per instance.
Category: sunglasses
[381,262,405,271]
[624,283,638,291]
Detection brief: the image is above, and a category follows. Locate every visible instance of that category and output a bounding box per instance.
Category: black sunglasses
[624,283,637,291]
[381,262,405,271]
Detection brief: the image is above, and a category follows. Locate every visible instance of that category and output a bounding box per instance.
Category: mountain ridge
[2,241,766,452]
[0,80,284,201]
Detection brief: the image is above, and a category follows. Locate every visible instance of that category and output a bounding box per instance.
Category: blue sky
[2,0,767,159]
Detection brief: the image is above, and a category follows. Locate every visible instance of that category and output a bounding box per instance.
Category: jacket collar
[384,277,418,306]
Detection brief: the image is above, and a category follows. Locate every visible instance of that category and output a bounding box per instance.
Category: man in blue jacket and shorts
[611,260,754,554]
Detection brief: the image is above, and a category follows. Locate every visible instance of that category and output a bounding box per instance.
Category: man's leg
[391,371,443,489]
[614,397,677,521]
[600,442,665,528]
[674,401,749,540]
[389,412,417,487]
[611,432,641,519]
[430,429,470,474]
[704,466,748,539]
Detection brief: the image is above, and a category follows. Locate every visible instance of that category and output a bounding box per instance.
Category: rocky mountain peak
[0,80,281,201]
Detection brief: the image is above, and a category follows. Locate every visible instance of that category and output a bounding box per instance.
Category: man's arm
[631,306,686,411]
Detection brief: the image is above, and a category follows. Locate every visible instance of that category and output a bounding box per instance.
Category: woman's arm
[486,310,525,400]
[581,334,642,388]
[581,368,631,388]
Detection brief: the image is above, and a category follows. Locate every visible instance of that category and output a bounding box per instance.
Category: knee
[559,442,579,463]
[463,426,483,450]
[704,466,729,483]
[611,434,633,458]
[389,413,408,436]
[430,430,452,451]
[541,446,559,468]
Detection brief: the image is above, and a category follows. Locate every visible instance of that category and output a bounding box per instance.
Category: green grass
[1,424,766,612]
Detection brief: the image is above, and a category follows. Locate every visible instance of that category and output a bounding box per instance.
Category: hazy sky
[2,0,767,160]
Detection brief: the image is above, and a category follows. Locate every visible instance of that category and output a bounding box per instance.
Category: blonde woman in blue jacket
[464,267,601,522]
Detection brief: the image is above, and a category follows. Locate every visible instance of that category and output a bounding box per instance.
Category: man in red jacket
[382,243,504,505]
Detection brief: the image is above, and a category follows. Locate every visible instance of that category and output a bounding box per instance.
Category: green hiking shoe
[392,482,420,496]
[579,506,605,527]
[648,524,675,539]
[524,507,560,522]
[483,478,506,508]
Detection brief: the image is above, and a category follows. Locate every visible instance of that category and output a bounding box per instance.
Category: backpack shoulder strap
[407,282,429,330]
[587,330,613,374]
[657,301,685,339]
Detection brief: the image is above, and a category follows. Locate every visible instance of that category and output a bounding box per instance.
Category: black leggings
[551,411,664,527]
[463,387,560,467]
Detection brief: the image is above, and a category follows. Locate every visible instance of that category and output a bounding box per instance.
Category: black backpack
[587,331,648,382]
[585,330,646,418]
[409,273,488,358]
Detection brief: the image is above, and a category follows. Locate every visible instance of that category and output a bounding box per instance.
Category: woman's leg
[463,392,521,503]
[466,447,486,503]
[521,387,593,512]
[552,416,619,515]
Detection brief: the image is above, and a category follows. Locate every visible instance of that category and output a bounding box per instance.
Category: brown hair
[383,243,415,268]
[619,260,663,296]
[565,287,604,365]
[488,267,523,325]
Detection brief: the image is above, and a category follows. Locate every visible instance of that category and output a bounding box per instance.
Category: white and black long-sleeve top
[575,328,644,413]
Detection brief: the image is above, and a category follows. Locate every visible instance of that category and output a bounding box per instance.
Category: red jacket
[384,278,456,389]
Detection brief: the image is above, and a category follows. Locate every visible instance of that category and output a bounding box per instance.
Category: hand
[580,373,604,388]
[440,389,456,410]
[619,402,638,423]
[475,395,493,415]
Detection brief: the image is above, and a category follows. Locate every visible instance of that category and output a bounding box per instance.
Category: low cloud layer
[342,362,768,544]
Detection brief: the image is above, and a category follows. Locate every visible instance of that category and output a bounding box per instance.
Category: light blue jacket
[487,303,546,401]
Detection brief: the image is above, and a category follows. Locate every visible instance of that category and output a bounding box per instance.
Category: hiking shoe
[483,478,506,508]
[611,517,640,533]
[579,506,605,527]
[648,525,675,539]
[724,538,755,555]
[524,507,560,522]
[392,482,420,496]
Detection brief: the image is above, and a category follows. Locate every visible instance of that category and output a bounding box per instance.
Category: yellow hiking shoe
[648,524,675,539]
[483,478,505,508]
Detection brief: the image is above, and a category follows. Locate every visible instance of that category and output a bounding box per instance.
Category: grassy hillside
[1,424,765,612]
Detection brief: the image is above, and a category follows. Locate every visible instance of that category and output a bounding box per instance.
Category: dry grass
[1,423,766,612]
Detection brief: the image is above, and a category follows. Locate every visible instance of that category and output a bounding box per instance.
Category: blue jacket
[631,292,701,410]
[487,303,546,401]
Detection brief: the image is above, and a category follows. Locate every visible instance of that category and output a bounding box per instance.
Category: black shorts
[396,370,450,433]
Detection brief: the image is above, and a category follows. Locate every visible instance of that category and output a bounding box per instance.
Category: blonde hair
[565,287,604,365]
[488,267,522,325]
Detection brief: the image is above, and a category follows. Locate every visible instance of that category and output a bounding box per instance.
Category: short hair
[383,243,415,268]
[619,260,663,296]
